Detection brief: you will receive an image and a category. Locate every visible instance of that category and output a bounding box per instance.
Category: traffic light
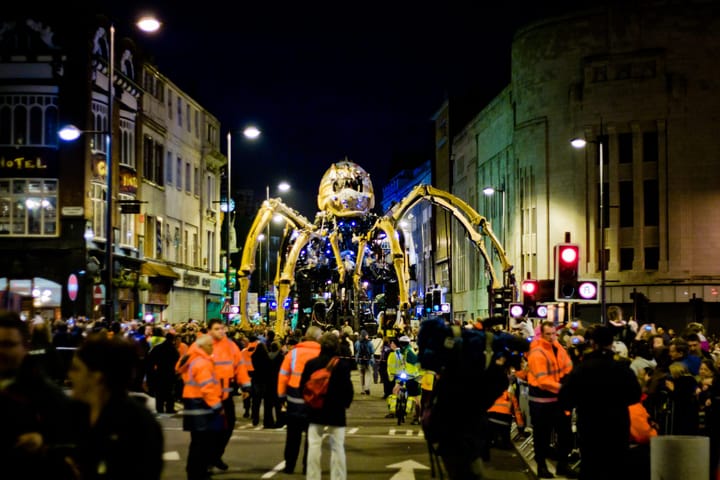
[424,291,433,313]
[555,243,579,301]
[576,280,599,303]
[491,286,514,321]
[432,288,442,312]
[522,279,539,313]
[509,303,526,318]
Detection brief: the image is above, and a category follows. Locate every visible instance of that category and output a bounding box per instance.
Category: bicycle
[394,372,418,425]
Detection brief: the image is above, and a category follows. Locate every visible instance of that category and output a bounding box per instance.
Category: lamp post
[225,126,261,316]
[59,17,160,322]
[482,185,506,246]
[571,136,606,323]
[265,181,290,323]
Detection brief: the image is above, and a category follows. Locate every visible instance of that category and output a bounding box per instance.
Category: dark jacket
[146,338,180,390]
[559,348,641,466]
[0,360,78,479]
[300,353,353,426]
[72,395,164,480]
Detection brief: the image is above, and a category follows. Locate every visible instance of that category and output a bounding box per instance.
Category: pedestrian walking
[301,332,354,480]
[526,320,577,478]
[146,331,180,414]
[354,329,374,394]
[177,334,225,480]
[206,319,251,470]
[278,325,322,474]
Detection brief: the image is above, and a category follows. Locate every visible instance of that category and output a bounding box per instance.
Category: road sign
[93,285,104,305]
[67,274,79,301]
[220,299,231,314]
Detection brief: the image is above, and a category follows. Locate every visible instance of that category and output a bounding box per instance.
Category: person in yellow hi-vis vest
[387,336,422,424]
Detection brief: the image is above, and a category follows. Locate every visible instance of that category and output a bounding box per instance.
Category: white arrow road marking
[386,459,430,480]
[261,461,286,478]
[162,451,180,461]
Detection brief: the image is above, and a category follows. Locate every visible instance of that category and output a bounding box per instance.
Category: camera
[572,337,580,345]
[571,321,578,328]
[645,325,652,331]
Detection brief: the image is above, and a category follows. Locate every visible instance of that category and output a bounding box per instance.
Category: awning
[141,262,180,279]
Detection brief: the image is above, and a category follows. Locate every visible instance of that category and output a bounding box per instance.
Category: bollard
[651,435,709,480]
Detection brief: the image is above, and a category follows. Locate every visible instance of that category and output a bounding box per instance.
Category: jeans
[307,424,346,480]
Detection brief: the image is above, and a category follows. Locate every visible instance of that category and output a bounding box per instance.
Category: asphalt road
[156,372,533,479]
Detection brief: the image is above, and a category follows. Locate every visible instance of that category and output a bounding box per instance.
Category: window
[165,150,173,185]
[194,110,199,138]
[185,161,191,193]
[118,193,135,248]
[644,180,659,226]
[142,135,164,185]
[186,105,191,132]
[176,156,182,191]
[0,94,59,147]
[91,101,108,154]
[119,117,135,169]
[645,247,659,270]
[618,133,633,164]
[90,182,106,240]
[643,131,658,163]
[620,248,634,271]
[619,181,634,227]
[174,226,180,262]
[167,91,172,121]
[193,232,199,267]
[0,179,58,236]
[177,97,182,128]
[206,174,213,209]
[194,166,199,196]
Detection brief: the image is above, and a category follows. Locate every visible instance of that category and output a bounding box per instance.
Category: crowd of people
[505,306,720,480]
[5,303,720,480]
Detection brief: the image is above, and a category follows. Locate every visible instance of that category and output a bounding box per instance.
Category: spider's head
[318,160,375,217]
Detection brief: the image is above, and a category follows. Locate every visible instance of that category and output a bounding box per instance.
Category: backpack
[303,357,339,409]
[357,339,372,364]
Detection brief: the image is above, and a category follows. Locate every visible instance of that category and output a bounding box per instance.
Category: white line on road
[261,461,286,479]
[348,427,359,434]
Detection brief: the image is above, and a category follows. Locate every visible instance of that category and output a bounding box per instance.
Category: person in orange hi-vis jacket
[277,325,322,474]
[206,319,251,471]
[526,320,576,478]
[176,334,224,480]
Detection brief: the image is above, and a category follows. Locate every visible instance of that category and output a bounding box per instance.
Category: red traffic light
[522,280,538,296]
[559,245,579,265]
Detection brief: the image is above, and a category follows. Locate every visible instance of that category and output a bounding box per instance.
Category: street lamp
[225,126,261,314]
[59,16,160,322]
[264,181,290,323]
[571,136,606,323]
[483,185,506,246]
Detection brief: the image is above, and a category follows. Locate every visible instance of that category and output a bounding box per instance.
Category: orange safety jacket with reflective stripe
[177,342,222,410]
[277,340,321,404]
[527,337,573,399]
[488,388,525,427]
[213,336,251,399]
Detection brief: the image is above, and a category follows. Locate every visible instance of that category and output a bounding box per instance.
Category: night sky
[49,1,586,217]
